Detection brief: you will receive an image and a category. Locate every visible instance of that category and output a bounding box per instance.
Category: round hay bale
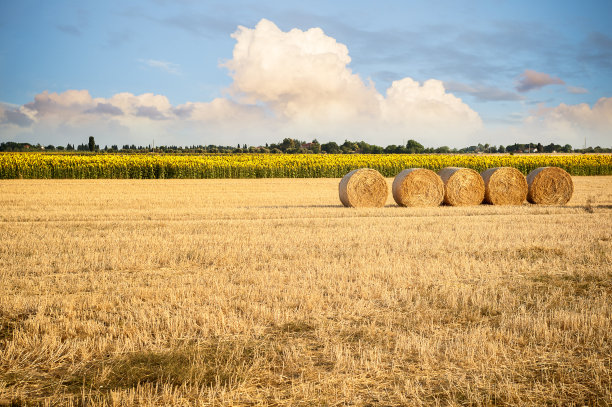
[437,167,485,206]
[481,167,528,205]
[392,168,444,207]
[526,167,573,205]
[339,168,388,208]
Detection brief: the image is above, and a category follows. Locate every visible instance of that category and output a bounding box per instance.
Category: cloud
[523,97,612,146]
[174,98,266,123]
[0,104,34,127]
[567,86,588,94]
[105,92,175,119]
[85,103,124,116]
[139,59,181,75]
[4,110,35,127]
[222,19,481,143]
[224,19,381,121]
[0,90,171,145]
[516,69,565,93]
[444,81,524,102]
[381,78,481,133]
[20,90,174,121]
[135,105,167,120]
[3,19,483,147]
[23,90,95,119]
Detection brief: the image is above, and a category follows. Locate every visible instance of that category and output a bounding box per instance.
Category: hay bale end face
[526,167,573,205]
[481,167,528,205]
[339,168,388,207]
[438,167,485,206]
[392,168,444,207]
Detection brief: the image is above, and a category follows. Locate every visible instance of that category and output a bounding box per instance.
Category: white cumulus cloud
[224,19,381,122]
[382,78,482,133]
[2,19,484,147]
[222,19,481,144]
[524,97,612,146]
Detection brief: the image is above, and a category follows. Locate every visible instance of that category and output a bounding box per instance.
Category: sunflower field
[0,153,610,179]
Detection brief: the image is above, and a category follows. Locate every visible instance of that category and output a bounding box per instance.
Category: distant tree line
[1,138,610,154]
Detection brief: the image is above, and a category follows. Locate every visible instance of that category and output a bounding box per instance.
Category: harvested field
[1,177,611,405]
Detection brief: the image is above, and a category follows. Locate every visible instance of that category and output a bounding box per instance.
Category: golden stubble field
[1,177,611,406]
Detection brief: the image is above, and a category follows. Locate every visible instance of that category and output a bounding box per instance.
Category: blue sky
[1,0,611,148]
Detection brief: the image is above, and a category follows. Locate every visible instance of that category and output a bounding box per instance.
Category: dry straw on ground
[1,178,611,406]
[392,168,444,207]
[438,167,485,206]
[481,167,528,205]
[526,167,574,205]
[339,168,388,207]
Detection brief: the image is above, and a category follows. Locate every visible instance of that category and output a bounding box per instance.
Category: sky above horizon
[1,0,611,148]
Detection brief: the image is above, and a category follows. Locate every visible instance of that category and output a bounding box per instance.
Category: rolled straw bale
[339,168,388,207]
[392,168,444,207]
[481,167,528,205]
[437,167,485,206]
[526,167,573,205]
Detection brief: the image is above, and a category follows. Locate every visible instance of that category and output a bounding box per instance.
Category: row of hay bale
[339,166,573,208]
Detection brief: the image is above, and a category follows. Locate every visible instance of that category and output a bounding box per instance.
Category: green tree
[280,138,297,152]
[88,136,95,152]
[341,140,358,154]
[321,142,340,154]
[310,139,321,153]
[358,141,383,154]
[406,139,424,154]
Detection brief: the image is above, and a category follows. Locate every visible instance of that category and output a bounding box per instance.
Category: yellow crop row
[0,153,610,179]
